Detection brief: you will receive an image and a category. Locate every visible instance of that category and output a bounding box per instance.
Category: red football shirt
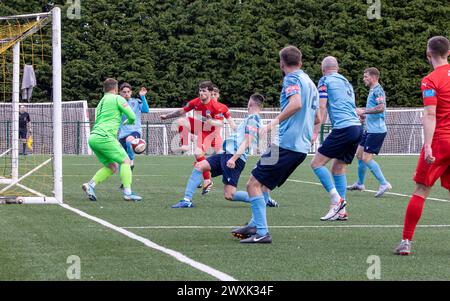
[421,64,450,140]
[215,101,231,119]
[183,97,225,132]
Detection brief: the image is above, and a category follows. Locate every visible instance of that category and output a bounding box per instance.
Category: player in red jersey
[395,36,450,255]
[160,80,225,194]
[211,85,236,154]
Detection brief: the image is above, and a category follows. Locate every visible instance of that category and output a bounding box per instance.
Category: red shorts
[413,139,450,189]
[186,117,222,153]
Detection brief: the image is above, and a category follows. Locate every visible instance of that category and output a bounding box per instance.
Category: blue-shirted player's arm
[311,79,328,143]
[311,106,322,144]
[226,117,260,169]
[139,87,150,113]
[264,77,302,134]
[361,89,386,115]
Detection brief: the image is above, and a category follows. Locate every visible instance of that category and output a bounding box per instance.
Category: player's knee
[194,161,208,172]
[224,192,233,201]
[310,159,322,169]
[414,183,431,198]
[193,162,203,171]
[194,152,205,161]
[331,163,346,175]
[362,153,372,163]
[108,163,118,174]
[246,177,258,191]
[356,152,363,160]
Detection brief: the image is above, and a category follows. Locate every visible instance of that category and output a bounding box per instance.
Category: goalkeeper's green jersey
[91,93,136,137]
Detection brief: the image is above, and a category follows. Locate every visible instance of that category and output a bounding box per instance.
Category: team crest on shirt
[206,110,212,118]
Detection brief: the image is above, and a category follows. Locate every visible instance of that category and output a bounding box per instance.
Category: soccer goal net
[0,8,63,204]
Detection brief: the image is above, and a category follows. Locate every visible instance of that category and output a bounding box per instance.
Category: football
[131,138,146,154]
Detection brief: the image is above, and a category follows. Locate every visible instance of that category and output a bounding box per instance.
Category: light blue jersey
[118,96,149,139]
[223,114,261,162]
[278,70,319,154]
[365,83,387,133]
[318,73,360,129]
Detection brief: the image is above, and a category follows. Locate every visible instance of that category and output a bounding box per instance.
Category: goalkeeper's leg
[83,135,117,201]
[119,158,141,201]
[111,141,143,201]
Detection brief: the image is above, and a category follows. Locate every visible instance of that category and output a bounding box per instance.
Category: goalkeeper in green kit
[82,78,142,201]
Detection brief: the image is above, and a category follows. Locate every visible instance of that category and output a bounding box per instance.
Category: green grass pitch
[1,155,450,280]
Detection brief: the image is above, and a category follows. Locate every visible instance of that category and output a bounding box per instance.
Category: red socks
[194,155,211,181]
[402,194,425,241]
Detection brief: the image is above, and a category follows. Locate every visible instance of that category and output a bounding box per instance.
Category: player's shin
[402,195,425,241]
[357,160,367,185]
[367,160,387,185]
[333,174,347,200]
[184,169,203,202]
[313,166,340,203]
[120,163,133,194]
[91,167,114,187]
[250,195,268,235]
[126,140,135,161]
[232,191,250,203]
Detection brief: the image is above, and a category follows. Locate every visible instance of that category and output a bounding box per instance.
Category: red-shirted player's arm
[421,77,437,145]
[221,105,237,130]
[421,78,438,106]
[421,77,437,163]
[160,107,186,120]
[160,98,197,120]
[422,105,436,164]
[223,109,231,119]
[208,115,224,127]
[182,98,199,113]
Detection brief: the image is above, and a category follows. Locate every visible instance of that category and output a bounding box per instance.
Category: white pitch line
[287,179,450,203]
[59,203,237,281]
[122,225,450,229]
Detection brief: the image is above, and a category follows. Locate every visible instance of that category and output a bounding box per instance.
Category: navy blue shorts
[207,154,246,187]
[119,132,141,150]
[359,131,387,155]
[318,125,363,164]
[19,128,27,139]
[251,144,307,191]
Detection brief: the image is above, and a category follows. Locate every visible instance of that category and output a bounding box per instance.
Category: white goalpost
[0,8,62,204]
